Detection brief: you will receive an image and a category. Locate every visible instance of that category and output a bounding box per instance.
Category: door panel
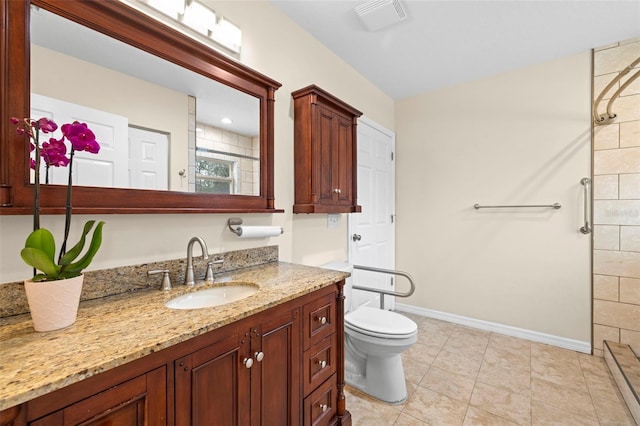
[175,334,249,426]
[128,127,169,190]
[349,118,396,310]
[31,93,129,188]
[258,310,300,426]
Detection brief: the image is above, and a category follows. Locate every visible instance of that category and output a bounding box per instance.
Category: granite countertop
[0,261,348,411]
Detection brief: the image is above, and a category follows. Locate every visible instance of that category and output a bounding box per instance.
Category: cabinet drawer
[303,335,337,395]
[303,374,337,426]
[303,293,336,349]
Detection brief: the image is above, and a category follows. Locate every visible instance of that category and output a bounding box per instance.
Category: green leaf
[20,247,60,278]
[64,221,105,275]
[59,220,96,266]
[24,229,56,261]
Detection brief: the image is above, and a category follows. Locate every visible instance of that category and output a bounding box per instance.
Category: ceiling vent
[355,0,407,32]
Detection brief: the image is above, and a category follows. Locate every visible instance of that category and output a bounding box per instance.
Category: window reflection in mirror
[29,6,260,195]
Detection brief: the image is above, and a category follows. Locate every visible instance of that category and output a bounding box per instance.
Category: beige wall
[396,52,593,343]
[592,38,640,356]
[0,1,394,283]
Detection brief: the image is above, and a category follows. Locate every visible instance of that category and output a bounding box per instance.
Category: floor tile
[346,386,402,426]
[469,381,531,425]
[531,398,599,426]
[403,356,430,388]
[462,406,521,425]
[432,346,484,379]
[419,365,476,403]
[531,377,597,418]
[394,412,429,425]
[476,359,531,396]
[403,386,468,425]
[591,391,637,425]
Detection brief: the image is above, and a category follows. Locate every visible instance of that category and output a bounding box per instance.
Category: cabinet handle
[333,188,341,194]
[317,316,327,325]
[318,359,327,369]
[352,234,361,242]
[254,351,264,362]
[243,357,253,368]
[319,404,329,413]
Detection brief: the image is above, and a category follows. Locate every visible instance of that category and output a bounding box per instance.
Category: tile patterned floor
[345,313,636,425]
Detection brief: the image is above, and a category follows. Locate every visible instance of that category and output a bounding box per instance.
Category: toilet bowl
[321,262,418,404]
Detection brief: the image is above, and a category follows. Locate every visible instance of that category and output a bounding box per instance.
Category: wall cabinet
[292,85,362,214]
[0,284,349,426]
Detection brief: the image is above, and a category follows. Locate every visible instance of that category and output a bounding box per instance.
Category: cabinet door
[175,333,251,426]
[29,367,166,426]
[333,113,354,207]
[316,105,337,206]
[254,309,301,426]
[315,105,354,208]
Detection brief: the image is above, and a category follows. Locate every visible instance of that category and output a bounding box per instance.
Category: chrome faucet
[184,236,209,286]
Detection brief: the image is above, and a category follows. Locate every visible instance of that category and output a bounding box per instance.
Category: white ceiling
[272,0,640,100]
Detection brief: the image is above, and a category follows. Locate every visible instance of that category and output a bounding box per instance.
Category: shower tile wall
[592,38,640,357]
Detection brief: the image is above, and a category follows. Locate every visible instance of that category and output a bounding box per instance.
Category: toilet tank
[320,261,353,313]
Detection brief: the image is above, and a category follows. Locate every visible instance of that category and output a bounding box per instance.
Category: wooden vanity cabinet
[174,307,301,426]
[292,85,363,214]
[29,368,167,426]
[0,283,350,426]
[0,363,168,426]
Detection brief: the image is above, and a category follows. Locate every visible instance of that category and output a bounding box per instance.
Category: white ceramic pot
[23,274,84,332]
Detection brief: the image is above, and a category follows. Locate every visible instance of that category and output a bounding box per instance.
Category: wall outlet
[327,214,340,229]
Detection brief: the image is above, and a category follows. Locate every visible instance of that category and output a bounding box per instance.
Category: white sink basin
[165,284,258,310]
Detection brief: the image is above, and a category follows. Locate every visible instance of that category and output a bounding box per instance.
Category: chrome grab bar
[580,177,592,234]
[352,265,416,310]
[474,203,561,209]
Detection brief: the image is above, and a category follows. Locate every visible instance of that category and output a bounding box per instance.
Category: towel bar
[473,203,561,210]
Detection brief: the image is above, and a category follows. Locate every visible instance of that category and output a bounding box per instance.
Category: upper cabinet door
[292,85,362,214]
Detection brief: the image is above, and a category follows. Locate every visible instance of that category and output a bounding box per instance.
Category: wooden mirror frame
[0,0,282,215]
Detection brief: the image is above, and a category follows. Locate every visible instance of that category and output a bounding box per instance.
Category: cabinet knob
[319,404,329,413]
[317,316,327,325]
[333,188,342,194]
[352,234,362,241]
[254,351,264,362]
[243,357,253,368]
[318,359,327,369]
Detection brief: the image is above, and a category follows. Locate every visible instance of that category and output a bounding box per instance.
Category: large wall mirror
[0,0,282,214]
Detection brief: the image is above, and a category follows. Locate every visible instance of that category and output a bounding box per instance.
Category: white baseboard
[395,302,591,354]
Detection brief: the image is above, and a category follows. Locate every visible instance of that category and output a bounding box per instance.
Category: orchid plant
[11,116,105,282]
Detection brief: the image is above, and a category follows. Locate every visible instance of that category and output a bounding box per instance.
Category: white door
[349,117,396,310]
[128,127,169,190]
[31,94,129,188]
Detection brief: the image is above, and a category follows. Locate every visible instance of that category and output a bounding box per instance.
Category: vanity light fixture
[221,117,233,124]
[128,0,242,55]
[212,16,242,53]
[142,0,185,20]
[181,0,217,36]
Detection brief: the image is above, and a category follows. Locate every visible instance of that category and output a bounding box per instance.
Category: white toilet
[322,262,418,404]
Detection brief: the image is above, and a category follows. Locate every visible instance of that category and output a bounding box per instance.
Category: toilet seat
[345,307,417,339]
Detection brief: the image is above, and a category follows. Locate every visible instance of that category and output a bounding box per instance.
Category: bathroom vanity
[0,262,351,426]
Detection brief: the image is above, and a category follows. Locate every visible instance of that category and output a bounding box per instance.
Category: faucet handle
[148,269,172,291]
[204,258,224,282]
[205,262,214,282]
